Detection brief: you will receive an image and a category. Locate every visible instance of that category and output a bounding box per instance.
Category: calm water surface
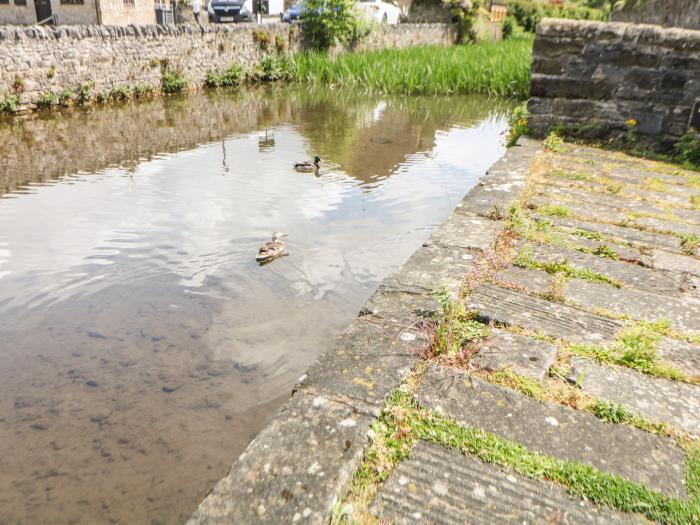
[0,87,511,524]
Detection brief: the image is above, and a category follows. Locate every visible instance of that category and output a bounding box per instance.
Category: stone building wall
[528,18,700,152]
[0,0,156,25]
[0,22,454,109]
[610,0,700,31]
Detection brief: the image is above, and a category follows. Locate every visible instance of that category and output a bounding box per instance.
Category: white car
[356,0,401,24]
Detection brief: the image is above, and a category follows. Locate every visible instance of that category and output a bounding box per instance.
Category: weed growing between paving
[513,246,623,288]
[568,320,693,384]
[337,379,700,525]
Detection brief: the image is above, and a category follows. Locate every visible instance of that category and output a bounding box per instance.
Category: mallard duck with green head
[293,156,321,173]
[256,232,288,263]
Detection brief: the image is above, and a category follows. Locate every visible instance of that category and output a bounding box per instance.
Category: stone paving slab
[519,241,686,296]
[652,249,700,277]
[416,365,687,497]
[426,211,503,252]
[532,214,688,254]
[468,283,623,344]
[530,195,627,224]
[471,328,558,381]
[564,278,700,333]
[187,391,370,525]
[296,315,425,413]
[570,358,700,436]
[657,337,700,379]
[373,441,647,525]
[457,138,540,218]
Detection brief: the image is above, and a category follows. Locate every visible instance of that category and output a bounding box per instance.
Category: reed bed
[291,36,533,99]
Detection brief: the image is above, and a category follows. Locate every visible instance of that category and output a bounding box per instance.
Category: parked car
[355,0,400,24]
[207,0,253,23]
[281,0,304,22]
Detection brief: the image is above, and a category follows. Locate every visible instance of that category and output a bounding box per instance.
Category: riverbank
[0,26,532,114]
[188,135,700,524]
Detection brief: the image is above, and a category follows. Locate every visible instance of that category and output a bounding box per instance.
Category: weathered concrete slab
[534,214,686,253]
[657,337,700,379]
[416,366,687,497]
[570,358,700,435]
[632,215,699,237]
[563,279,700,333]
[530,195,627,223]
[295,315,424,412]
[376,243,480,296]
[458,138,540,218]
[652,249,700,277]
[373,441,647,525]
[519,241,684,295]
[468,283,623,344]
[187,391,370,525]
[471,328,558,381]
[495,265,554,295]
[427,211,503,252]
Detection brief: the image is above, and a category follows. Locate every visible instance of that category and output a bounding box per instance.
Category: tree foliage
[302,0,362,50]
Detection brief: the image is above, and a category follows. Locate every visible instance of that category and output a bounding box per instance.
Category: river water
[0,86,511,524]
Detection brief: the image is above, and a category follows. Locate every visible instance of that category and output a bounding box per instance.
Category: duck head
[314,156,321,165]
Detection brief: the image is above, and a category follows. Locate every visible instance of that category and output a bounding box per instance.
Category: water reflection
[0,87,512,524]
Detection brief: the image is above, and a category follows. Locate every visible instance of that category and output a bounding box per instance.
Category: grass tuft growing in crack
[513,247,623,288]
[568,321,691,383]
[429,287,488,359]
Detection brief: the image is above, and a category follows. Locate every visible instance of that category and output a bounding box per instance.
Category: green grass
[569,321,690,382]
[343,388,700,525]
[291,37,533,99]
[513,247,623,288]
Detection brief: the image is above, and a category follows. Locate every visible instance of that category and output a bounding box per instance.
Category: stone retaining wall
[528,18,700,151]
[610,0,700,31]
[0,22,455,109]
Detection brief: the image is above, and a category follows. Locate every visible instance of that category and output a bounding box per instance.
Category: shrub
[543,131,564,152]
[502,16,514,39]
[161,63,187,94]
[443,0,480,44]
[275,33,286,53]
[37,91,58,109]
[97,90,110,104]
[111,85,133,101]
[302,0,361,50]
[253,56,294,82]
[59,89,72,105]
[0,94,20,113]
[77,81,94,104]
[252,28,272,50]
[205,63,244,88]
[507,0,606,33]
[133,83,154,98]
[674,133,700,168]
[13,74,25,94]
[506,101,530,147]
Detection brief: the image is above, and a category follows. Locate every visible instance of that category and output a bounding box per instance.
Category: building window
[60,0,85,4]
[14,0,28,6]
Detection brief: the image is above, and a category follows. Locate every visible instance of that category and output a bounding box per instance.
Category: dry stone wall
[528,18,700,152]
[610,0,700,31]
[0,22,455,108]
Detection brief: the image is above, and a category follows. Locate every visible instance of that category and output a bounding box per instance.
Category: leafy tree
[302,0,360,50]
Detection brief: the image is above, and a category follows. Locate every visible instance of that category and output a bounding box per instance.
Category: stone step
[570,358,700,435]
[519,241,685,296]
[534,214,688,254]
[651,249,700,278]
[534,182,700,225]
[187,391,370,525]
[373,441,647,525]
[496,266,700,334]
[530,195,627,224]
[470,328,558,381]
[468,283,623,344]
[416,365,687,498]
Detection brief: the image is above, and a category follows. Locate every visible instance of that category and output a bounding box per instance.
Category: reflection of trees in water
[0,86,512,197]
